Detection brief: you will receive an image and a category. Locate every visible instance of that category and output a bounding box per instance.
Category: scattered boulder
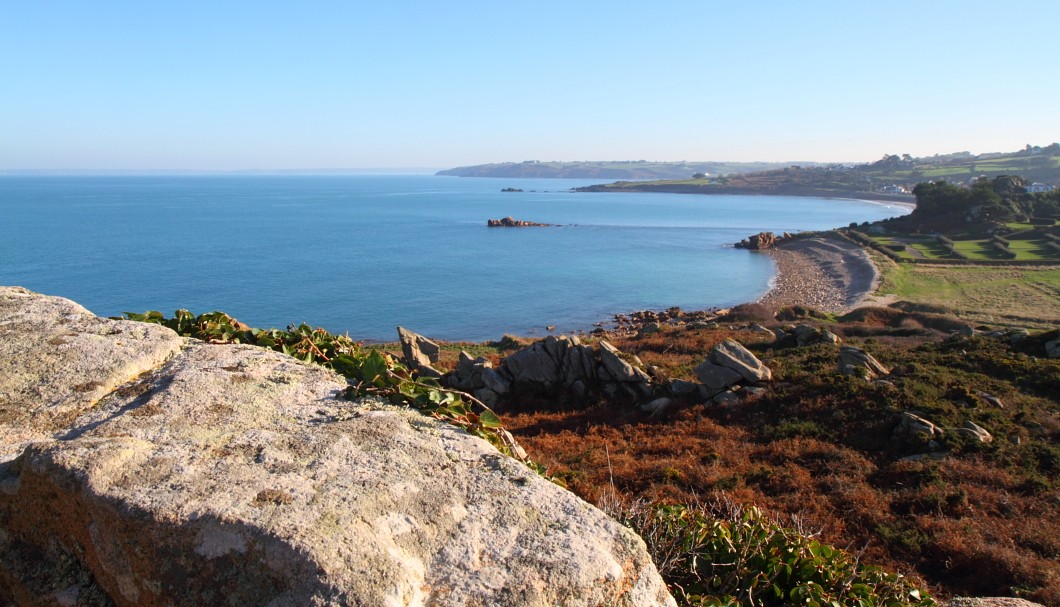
[1046,338,1060,359]
[0,287,676,607]
[893,412,945,442]
[954,420,993,443]
[977,391,1004,408]
[397,325,442,377]
[837,346,890,380]
[710,339,772,383]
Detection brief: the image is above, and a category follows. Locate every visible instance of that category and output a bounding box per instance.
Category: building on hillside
[1027,182,1055,193]
[878,184,909,195]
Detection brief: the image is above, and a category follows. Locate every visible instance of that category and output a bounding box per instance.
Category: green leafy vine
[120,310,546,476]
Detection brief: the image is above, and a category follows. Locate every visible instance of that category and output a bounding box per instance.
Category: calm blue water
[0,176,908,341]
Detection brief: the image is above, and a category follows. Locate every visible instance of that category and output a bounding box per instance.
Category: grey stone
[0,289,676,607]
[712,390,741,406]
[693,361,743,392]
[639,322,663,335]
[977,391,1004,408]
[751,323,772,335]
[1046,339,1060,359]
[894,412,945,442]
[397,326,442,377]
[709,339,772,383]
[598,340,638,382]
[838,346,890,380]
[561,344,597,386]
[955,420,993,443]
[502,343,562,386]
[473,387,500,408]
[668,379,699,396]
[0,286,185,463]
[480,368,510,395]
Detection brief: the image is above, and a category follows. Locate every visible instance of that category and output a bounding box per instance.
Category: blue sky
[2,1,1058,170]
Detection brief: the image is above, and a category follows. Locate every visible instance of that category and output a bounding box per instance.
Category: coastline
[603,233,880,336]
[757,234,880,313]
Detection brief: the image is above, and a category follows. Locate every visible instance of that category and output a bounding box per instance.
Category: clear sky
[2,1,1058,170]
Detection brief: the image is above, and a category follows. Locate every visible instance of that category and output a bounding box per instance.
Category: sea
[0,175,909,342]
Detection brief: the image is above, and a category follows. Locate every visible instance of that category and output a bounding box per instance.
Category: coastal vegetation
[574,145,1060,201]
[500,315,1059,605]
[122,303,1059,605]
[845,174,1060,328]
[122,309,956,607]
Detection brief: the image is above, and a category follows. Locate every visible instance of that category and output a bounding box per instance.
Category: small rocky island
[487,216,556,227]
[500,187,524,192]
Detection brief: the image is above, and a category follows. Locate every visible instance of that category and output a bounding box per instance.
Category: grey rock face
[710,339,772,383]
[397,325,442,377]
[0,286,185,463]
[894,412,945,442]
[694,361,743,392]
[837,346,891,380]
[0,288,675,607]
[598,340,638,382]
[1046,338,1060,359]
[502,342,562,386]
[954,420,993,443]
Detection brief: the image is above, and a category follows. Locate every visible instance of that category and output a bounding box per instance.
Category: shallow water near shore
[0,175,908,341]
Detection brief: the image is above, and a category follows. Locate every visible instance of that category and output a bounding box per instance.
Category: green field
[865,230,1059,263]
[876,261,1060,328]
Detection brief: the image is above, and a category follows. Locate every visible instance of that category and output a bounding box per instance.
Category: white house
[1027,182,1055,193]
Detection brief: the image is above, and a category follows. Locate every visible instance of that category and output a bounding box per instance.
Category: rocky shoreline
[757,233,880,313]
[595,233,879,337]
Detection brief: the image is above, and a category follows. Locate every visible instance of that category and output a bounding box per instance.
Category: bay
[0,175,909,341]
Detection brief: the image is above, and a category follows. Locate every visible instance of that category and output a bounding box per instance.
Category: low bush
[610,500,936,607]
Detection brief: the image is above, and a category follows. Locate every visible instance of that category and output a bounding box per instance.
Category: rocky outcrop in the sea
[0,287,675,607]
[486,216,556,227]
[735,231,778,250]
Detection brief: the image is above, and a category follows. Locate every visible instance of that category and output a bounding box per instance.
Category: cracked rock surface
[0,286,675,607]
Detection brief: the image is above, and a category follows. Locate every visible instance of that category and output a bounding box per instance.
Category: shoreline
[600,233,881,337]
[756,234,881,314]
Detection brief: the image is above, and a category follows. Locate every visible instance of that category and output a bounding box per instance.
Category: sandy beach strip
[757,234,880,313]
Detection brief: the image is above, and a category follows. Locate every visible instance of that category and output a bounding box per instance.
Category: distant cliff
[437,160,806,179]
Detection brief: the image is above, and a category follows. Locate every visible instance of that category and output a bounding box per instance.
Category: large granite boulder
[0,286,184,463]
[0,287,675,607]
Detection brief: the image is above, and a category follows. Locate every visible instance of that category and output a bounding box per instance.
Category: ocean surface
[0,175,909,341]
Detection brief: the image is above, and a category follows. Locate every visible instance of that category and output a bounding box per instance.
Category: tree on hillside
[991,175,1027,197]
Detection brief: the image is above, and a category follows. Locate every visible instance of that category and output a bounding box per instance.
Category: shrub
[609,501,936,607]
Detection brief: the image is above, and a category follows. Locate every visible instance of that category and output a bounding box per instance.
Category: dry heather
[501,316,1060,604]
